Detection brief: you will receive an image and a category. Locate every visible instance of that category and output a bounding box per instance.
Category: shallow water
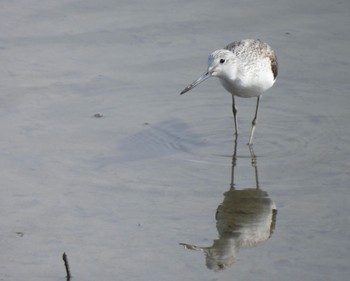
[0,0,350,280]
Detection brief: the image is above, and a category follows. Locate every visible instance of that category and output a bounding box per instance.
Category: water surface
[0,0,349,280]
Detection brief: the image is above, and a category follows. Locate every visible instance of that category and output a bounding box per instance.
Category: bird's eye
[220,59,226,64]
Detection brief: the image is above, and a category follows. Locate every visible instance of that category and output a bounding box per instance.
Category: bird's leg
[248,95,261,145]
[232,95,238,136]
[248,143,259,189]
[230,133,238,189]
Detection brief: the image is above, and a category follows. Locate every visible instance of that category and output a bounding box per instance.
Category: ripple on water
[117,119,206,162]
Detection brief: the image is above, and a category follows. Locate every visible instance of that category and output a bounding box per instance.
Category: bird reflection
[180,139,277,271]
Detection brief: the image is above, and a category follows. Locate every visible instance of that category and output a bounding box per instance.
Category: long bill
[180,71,211,95]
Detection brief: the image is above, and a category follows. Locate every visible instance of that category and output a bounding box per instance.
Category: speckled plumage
[224,39,278,79]
[180,39,278,144]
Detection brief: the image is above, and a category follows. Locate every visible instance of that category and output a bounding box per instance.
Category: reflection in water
[180,139,277,271]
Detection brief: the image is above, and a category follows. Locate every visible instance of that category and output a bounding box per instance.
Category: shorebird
[180,39,278,144]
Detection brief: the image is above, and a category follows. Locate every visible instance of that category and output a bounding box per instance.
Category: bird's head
[180,49,235,95]
[207,49,235,78]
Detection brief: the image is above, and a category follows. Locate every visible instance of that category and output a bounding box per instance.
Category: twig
[62,252,71,280]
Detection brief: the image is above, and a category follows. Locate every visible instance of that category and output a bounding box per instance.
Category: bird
[180,39,278,145]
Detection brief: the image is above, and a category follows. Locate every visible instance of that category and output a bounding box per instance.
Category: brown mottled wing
[270,51,278,79]
[224,39,278,80]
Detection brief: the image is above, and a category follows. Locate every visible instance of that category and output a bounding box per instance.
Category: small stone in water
[93,113,104,118]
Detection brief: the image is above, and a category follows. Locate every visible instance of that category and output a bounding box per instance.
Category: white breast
[219,67,275,98]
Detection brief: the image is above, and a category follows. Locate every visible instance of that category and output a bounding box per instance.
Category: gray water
[1,0,349,280]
